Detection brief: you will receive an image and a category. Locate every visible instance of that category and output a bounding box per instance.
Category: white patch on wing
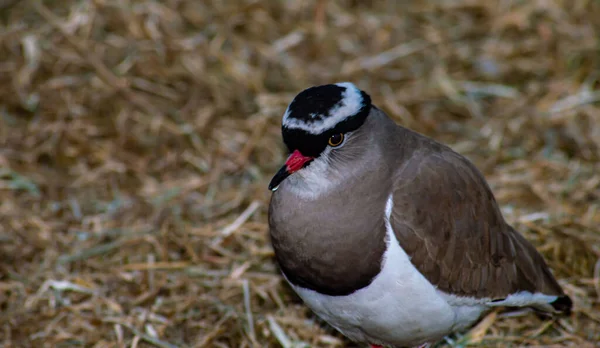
[283,82,364,135]
[439,290,559,308]
[488,292,558,308]
[438,290,559,330]
[288,194,456,347]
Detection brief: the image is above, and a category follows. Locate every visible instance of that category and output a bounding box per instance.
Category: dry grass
[0,0,599,347]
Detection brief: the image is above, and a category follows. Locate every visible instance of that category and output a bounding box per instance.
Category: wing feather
[390,149,569,310]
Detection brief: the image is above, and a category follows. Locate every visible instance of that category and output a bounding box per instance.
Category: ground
[1,1,599,347]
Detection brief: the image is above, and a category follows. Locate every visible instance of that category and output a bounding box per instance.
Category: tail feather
[550,295,573,315]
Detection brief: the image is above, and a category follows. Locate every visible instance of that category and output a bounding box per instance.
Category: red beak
[268,150,314,191]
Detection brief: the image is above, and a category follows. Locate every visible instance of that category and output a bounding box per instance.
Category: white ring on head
[282,82,364,135]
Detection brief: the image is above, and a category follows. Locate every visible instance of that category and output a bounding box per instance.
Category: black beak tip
[268,179,281,192]
[268,166,290,192]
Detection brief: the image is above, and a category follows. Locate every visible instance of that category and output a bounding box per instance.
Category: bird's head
[269,82,372,192]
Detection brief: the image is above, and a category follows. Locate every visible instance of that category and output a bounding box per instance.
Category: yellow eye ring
[328,133,344,147]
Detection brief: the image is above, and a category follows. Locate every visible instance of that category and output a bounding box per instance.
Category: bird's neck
[269,154,391,295]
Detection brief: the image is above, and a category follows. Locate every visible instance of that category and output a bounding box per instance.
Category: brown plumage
[268,83,571,348]
[388,133,567,303]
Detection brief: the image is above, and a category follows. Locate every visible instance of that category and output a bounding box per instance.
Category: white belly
[288,195,486,347]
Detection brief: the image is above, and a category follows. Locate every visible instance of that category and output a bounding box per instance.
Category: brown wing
[390,149,567,304]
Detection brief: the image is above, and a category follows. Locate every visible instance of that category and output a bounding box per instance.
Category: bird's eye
[328,133,344,147]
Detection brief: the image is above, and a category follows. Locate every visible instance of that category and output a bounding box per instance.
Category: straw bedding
[1,1,599,347]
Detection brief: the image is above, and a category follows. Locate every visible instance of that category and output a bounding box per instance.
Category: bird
[267,82,572,348]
